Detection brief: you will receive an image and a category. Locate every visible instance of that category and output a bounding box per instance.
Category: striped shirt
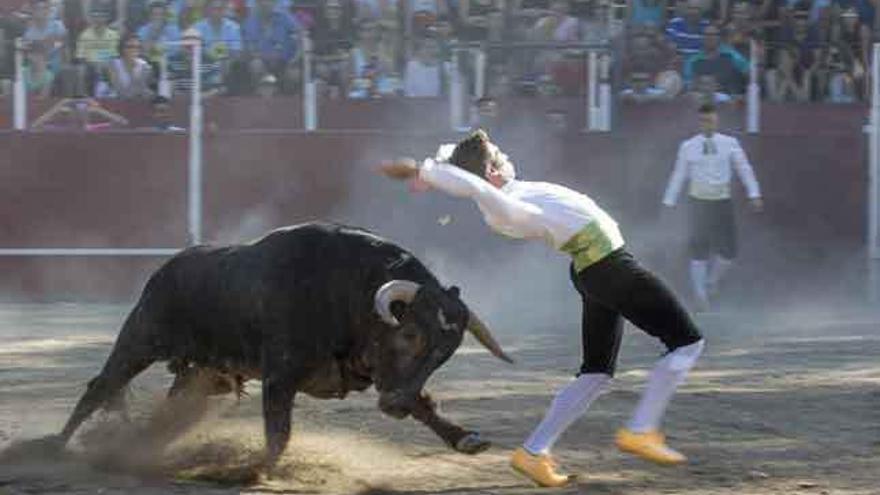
[665,17,708,57]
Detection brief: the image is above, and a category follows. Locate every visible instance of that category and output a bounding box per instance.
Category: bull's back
[135,222,423,366]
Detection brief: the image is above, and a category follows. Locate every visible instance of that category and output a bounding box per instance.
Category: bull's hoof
[454,432,491,455]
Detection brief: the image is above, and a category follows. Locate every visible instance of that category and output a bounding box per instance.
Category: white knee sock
[523,373,611,455]
[626,339,705,433]
[708,256,733,288]
[689,259,709,303]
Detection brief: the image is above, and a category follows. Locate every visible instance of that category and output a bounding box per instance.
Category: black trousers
[689,197,737,260]
[571,249,703,376]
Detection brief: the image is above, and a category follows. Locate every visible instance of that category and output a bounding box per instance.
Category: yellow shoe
[615,429,687,465]
[510,447,576,488]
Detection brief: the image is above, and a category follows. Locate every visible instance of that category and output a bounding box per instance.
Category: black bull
[53,222,513,465]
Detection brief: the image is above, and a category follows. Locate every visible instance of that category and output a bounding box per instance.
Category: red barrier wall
[0,100,868,303]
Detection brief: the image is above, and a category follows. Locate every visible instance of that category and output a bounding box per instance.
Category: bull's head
[371,280,512,419]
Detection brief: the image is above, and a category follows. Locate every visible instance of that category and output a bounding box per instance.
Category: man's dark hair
[449,129,491,176]
[698,102,717,114]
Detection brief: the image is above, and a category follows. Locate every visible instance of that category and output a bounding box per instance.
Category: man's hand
[378,158,419,181]
[750,197,764,213]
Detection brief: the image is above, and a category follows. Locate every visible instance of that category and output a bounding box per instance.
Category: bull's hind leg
[59,352,154,444]
[410,392,491,455]
[58,309,159,445]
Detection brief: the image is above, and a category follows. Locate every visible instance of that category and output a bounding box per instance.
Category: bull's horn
[467,311,514,364]
[374,280,421,326]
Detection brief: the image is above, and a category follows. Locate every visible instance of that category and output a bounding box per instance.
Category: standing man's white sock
[708,255,733,292]
[689,259,709,305]
[523,373,611,454]
[626,339,705,433]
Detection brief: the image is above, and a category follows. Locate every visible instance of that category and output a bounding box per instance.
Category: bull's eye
[437,309,457,332]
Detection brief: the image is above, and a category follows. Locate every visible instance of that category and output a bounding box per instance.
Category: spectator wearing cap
[684,23,748,96]
[137,1,182,64]
[193,0,243,65]
[666,0,709,58]
[76,6,120,65]
[108,33,154,98]
[242,0,300,89]
[24,0,67,70]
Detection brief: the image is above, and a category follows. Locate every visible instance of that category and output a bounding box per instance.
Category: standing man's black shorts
[688,197,737,260]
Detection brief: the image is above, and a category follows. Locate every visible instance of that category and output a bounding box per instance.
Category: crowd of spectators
[0,0,874,104]
[621,0,874,104]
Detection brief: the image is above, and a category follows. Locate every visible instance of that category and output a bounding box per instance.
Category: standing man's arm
[730,138,763,212]
[662,142,690,207]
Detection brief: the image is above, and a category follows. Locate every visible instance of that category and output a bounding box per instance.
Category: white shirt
[404,59,445,97]
[418,158,625,252]
[663,132,761,206]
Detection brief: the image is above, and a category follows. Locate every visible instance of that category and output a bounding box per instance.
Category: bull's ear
[447,286,461,298]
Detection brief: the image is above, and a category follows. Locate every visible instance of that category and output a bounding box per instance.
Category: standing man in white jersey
[663,103,763,311]
[379,130,706,488]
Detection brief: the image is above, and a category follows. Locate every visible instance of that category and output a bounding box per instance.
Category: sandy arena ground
[1,302,879,495]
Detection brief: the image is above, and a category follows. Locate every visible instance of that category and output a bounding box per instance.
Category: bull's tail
[58,306,159,444]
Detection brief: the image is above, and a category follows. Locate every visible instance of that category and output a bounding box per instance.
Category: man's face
[703,26,721,52]
[632,34,651,55]
[699,111,718,135]
[150,5,166,23]
[686,2,702,23]
[732,3,750,23]
[551,0,568,15]
[90,12,109,29]
[258,0,276,15]
[208,1,225,21]
[843,12,858,32]
[33,1,50,21]
[325,0,342,20]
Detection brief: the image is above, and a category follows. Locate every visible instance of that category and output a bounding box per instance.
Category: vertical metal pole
[450,48,465,130]
[13,38,26,130]
[474,46,486,99]
[868,43,880,302]
[188,37,203,245]
[303,33,317,131]
[158,49,172,98]
[598,52,612,131]
[747,39,761,134]
[870,42,880,260]
[587,50,599,131]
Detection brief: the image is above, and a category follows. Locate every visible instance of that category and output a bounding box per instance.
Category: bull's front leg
[409,392,490,455]
[261,346,308,472]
